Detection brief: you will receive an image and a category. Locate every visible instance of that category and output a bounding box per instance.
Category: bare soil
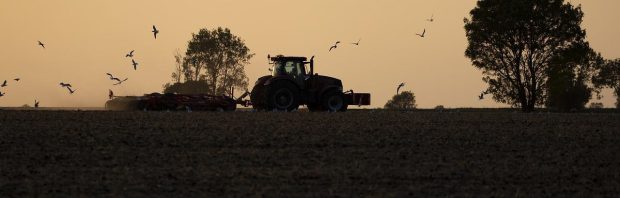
[1,110,619,197]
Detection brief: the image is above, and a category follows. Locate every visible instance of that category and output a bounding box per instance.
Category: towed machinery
[105,55,370,111]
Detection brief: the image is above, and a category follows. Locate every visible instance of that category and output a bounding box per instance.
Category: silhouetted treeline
[465,0,619,112]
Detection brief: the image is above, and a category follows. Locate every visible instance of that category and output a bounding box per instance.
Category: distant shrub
[589,102,604,109]
[435,105,445,110]
[384,91,416,110]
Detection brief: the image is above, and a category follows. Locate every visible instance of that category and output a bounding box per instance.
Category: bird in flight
[152,25,159,39]
[38,41,45,49]
[34,100,40,108]
[426,14,434,22]
[329,41,341,52]
[416,29,426,38]
[351,39,361,46]
[66,87,76,94]
[1,80,7,87]
[132,59,138,70]
[126,50,135,58]
[109,89,114,99]
[113,78,128,85]
[478,92,486,100]
[59,82,72,88]
[106,73,128,85]
[0,91,4,97]
[397,82,405,94]
[106,73,116,80]
[106,73,122,81]
[14,78,20,82]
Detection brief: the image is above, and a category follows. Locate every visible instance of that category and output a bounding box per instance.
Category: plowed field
[1,110,619,196]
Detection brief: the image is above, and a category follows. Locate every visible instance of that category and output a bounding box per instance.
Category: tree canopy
[384,91,417,110]
[464,0,589,112]
[164,27,253,96]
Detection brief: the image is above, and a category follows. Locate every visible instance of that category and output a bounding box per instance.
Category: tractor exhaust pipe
[310,55,315,76]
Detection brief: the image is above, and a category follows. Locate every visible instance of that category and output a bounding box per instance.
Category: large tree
[166,27,253,96]
[464,0,587,112]
[593,59,620,108]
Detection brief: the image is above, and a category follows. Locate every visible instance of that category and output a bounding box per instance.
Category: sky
[0,0,619,108]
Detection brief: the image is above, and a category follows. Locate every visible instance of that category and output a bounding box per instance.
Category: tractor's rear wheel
[266,81,300,111]
[321,90,347,112]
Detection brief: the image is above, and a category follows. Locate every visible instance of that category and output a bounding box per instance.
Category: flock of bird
[390,14,485,101]
[0,25,160,107]
[2,13,487,108]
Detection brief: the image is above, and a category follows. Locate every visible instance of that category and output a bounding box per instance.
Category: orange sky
[1,0,619,108]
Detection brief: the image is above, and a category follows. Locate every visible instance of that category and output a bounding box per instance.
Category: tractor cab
[269,55,314,88]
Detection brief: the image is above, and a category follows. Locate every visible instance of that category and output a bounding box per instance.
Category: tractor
[250,55,370,111]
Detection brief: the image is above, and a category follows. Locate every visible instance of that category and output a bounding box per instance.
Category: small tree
[185,27,253,96]
[546,42,603,111]
[384,91,417,110]
[593,59,620,109]
[164,27,253,96]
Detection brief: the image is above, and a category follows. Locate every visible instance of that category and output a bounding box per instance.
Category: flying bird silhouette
[59,82,72,87]
[1,80,7,87]
[352,39,361,46]
[113,78,128,85]
[66,87,76,94]
[152,25,159,39]
[34,100,39,108]
[426,14,434,22]
[329,41,341,52]
[38,41,45,49]
[478,92,485,100]
[397,82,405,94]
[14,78,20,82]
[416,29,426,37]
[109,89,114,99]
[0,91,4,97]
[126,50,135,58]
[132,59,138,70]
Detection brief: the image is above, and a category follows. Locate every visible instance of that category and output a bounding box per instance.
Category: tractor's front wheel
[266,81,300,111]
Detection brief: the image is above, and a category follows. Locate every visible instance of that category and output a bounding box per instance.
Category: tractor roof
[270,55,307,62]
